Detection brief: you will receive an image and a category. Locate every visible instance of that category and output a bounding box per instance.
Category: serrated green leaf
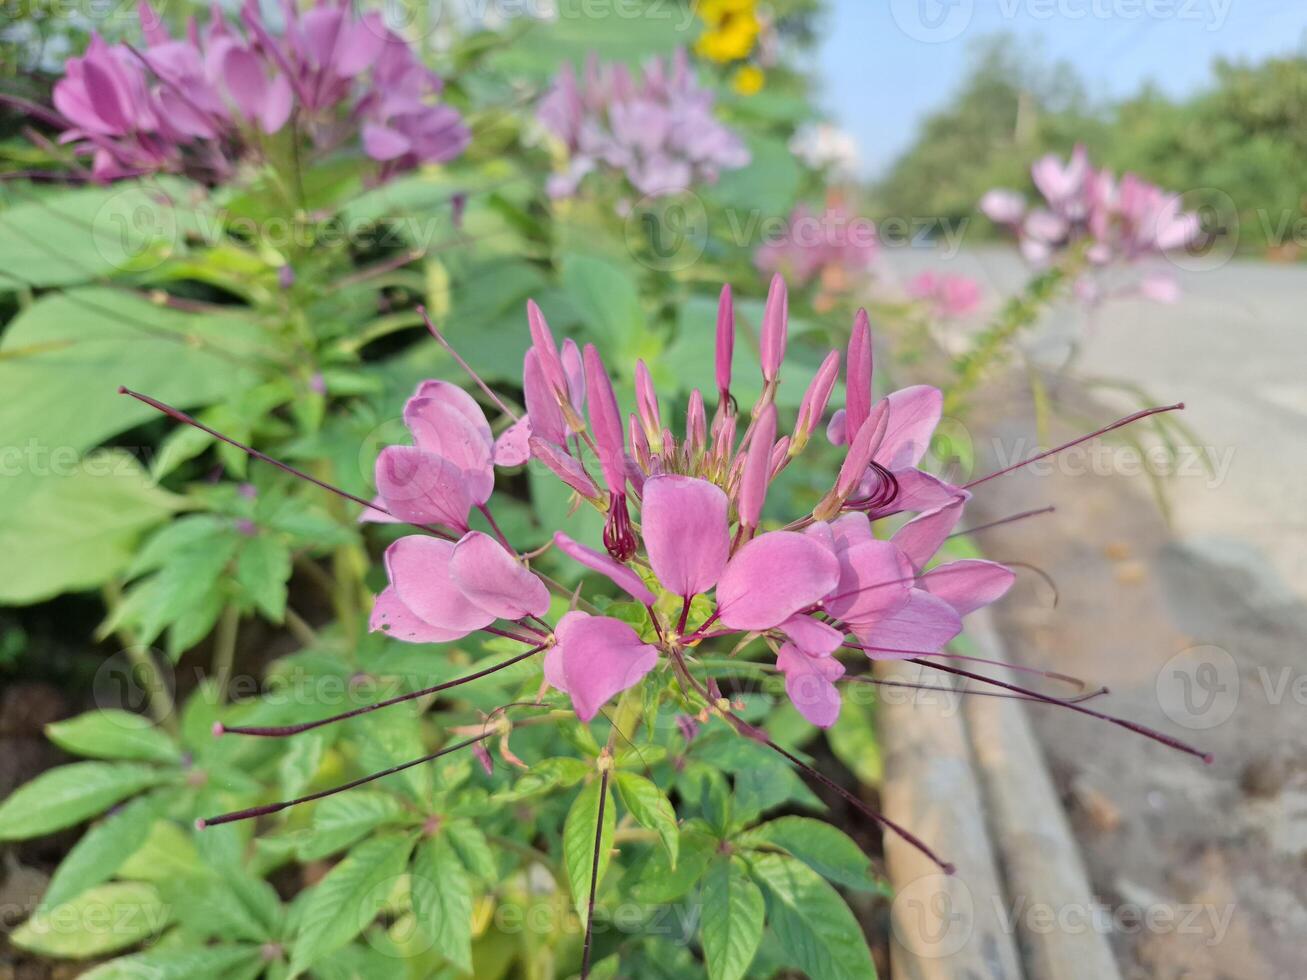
[117,819,204,882]
[41,795,159,909]
[628,828,716,904]
[298,791,406,862]
[562,776,615,925]
[45,710,180,765]
[12,882,170,958]
[236,533,291,621]
[289,833,416,975]
[740,817,883,893]
[446,820,497,881]
[701,860,764,980]
[0,763,170,840]
[78,944,262,980]
[614,772,678,867]
[749,853,877,980]
[411,834,473,972]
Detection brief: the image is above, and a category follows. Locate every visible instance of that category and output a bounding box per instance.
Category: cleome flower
[536,49,750,200]
[49,0,467,182]
[120,273,1211,972]
[980,144,1201,304]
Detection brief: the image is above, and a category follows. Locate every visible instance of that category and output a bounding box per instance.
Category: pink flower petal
[921,559,1015,616]
[875,385,942,470]
[823,539,913,625]
[554,532,656,605]
[642,475,729,598]
[219,44,268,122]
[853,589,962,655]
[826,408,848,446]
[523,349,567,447]
[891,497,965,571]
[358,494,402,525]
[877,469,962,517]
[404,396,494,504]
[369,586,466,643]
[493,416,532,467]
[413,381,493,444]
[259,72,292,133]
[776,643,844,728]
[779,615,844,656]
[717,531,840,631]
[363,122,411,161]
[451,531,550,621]
[554,611,659,721]
[374,445,472,531]
[384,535,494,636]
[845,309,872,437]
[530,437,600,499]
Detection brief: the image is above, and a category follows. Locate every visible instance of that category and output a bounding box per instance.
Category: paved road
[881,245,1307,600]
[881,246,1307,978]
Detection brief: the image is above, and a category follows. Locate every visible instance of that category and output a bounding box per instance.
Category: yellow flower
[731,65,765,95]
[695,0,760,63]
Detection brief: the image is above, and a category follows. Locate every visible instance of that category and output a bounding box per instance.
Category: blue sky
[817,0,1307,177]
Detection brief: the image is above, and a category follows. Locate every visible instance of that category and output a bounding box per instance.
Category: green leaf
[411,834,473,972]
[109,530,238,650]
[740,817,882,893]
[614,771,678,867]
[12,882,170,958]
[45,710,180,765]
[0,762,169,840]
[41,795,158,909]
[700,860,764,980]
[78,945,262,980]
[0,287,256,457]
[748,853,877,980]
[298,791,406,861]
[278,730,327,802]
[705,135,802,217]
[289,833,417,975]
[117,819,204,882]
[562,776,615,925]
[0,451,180,605]
[628,828,716,905]
[0,180,204,289]
[446,820,497,881]
[827,699,883,787]
[236,533,291,621]
[560,253,646,358]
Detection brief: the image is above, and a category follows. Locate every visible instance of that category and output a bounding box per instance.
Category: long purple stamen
[216,647,544,737]
[840,674,1109,704]
[118,387,453,539]
[948,505,1056,538]
[908,658,1212,763]
[420,308,521,421]
[196,732,494,828]
[844,642,1091,692]
[963,403,1184,489]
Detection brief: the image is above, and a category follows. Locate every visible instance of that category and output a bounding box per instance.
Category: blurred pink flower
[755,196,877,310]
[537,49,749,200]
[906,270,983,319]
[980,145,1199,304]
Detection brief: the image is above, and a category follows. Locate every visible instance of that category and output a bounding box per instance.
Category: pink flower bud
[794,349,840,448]
[634,359,662,451]
[715,283,734,399]
[527,300,569,399]
[738,404,776,530]
[582,344,626,493]
[686,389,707,457]
[760,274,788,383]
[845,309,872,437]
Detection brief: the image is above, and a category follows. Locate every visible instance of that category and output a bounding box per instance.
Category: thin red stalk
[948,505,1056,538]
[963,403,1184,489]
[580,768,610,979]
[908,658,1212,763]
[118,387,454,540]
[197,733,493,827]
[420,308,520,421]
[840,674,1109,704]
[844,643,1089,691]
[668,647,955,874]
[216,647,544,737]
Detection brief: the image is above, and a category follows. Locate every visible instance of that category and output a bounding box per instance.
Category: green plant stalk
[101,582,177,733]
[944,255,1080,414]
[212,603,239,704]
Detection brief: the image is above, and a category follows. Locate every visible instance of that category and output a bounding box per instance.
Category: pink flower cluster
[536,49,750,199]
[365,276,1013,730]
[51,0,468,181]
[754,198,877,311]
[981,145,1200,303]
